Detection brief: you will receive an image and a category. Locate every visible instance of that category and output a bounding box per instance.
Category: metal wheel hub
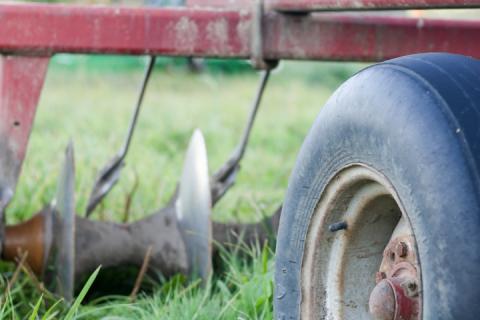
[369,222,421,320]
[300,165,422,320]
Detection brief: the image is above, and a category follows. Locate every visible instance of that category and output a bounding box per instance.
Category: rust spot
[174,17,199,53]
[416,18,425,29]
[3,211,48,275]
[206,18,230,54]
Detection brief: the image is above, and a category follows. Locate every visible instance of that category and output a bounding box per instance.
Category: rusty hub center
[369,227,421,320]
[2,210,52,275]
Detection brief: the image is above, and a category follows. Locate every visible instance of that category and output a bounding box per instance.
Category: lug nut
[375,271,386,283]
[402,280,419,297]
[395,242,408,258]
[385,249,395,261]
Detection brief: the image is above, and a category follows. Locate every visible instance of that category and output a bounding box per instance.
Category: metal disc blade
[50,141,76,301]
[176,129,212,282]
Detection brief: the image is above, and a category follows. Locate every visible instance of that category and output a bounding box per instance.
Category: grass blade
[28,294,43,320]
[42,298,64,320]
[64,266,101,320]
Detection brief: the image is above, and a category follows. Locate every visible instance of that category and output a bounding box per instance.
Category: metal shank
[85,56,156,216]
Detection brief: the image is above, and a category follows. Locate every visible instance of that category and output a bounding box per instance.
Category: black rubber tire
[274,53,480,320]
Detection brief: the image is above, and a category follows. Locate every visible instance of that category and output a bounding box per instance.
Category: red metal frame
[189,0,480,10]
[187,0,251,8]
[0,56,48,219]
[0,57,48,164]
[0,3,478,61]
[267,0,480,11]
[0,1,477,214]
[0,4,250,58]
[264,13,480,61]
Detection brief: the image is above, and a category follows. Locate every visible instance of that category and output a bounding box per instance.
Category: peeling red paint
[263,13,480,61]
[0,56,48,218]
[267,0,480,11]
[187,0,252,9]
[0,4,251,58]
[0,4,477,62]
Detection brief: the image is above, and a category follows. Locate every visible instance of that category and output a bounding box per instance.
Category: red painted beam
[0,56,49,219]
[0,3,251,58]
[267,0,480,11]
[264,12,480,61]
[186,0,252,9]
[0,3,479,61]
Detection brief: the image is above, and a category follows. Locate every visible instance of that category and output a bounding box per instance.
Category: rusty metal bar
[187,0,252,9]
[0,3,478,61]
[0,56,49,221]
[0,4,250,58]
[266,0,480,11]
[263,12,480,61]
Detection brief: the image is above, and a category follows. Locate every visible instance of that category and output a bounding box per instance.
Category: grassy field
[0,56,364,319]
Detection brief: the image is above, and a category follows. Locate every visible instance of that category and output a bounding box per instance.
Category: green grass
[0,55,364,319]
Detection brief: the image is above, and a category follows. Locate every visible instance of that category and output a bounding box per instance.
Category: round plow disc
[176,129,212,283]
[47,142,76,301]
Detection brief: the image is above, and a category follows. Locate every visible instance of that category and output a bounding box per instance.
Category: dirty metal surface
[263,12,480,61]
[267,0,480,11]
[369,218,421,320]
[0,56,49,221]
[0,3,478,61]
[187,0,252,9]
[0,56,49,260]
[0,4,251,58]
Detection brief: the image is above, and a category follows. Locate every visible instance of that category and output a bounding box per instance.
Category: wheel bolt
[395,242,408,258]
[402,280,419,297]
[375,271,386,283]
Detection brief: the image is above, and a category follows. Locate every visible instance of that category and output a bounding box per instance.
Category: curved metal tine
[51,141,76,302]
[176,129,212,283]
[211,69,271,205]
[85,56,156,217]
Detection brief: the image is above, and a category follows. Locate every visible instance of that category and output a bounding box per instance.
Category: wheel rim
[301,164,422,320]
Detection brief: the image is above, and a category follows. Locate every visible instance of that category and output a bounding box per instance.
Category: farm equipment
[2,55,279,300]
[0,1,479,319]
